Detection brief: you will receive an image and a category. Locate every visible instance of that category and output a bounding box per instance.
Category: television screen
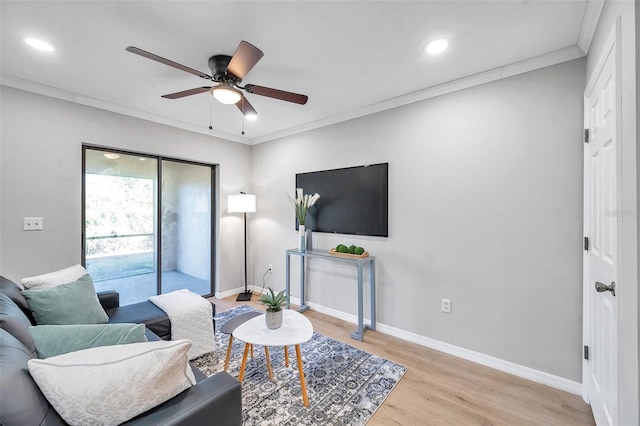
[295,163,388,237]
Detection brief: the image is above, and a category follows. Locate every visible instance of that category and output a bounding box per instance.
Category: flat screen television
[295,163,388,237]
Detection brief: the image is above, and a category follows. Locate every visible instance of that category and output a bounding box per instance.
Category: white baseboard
[287,298,582,396]
[217,290,582,395]
[214,285,267,300]
[214,286,247,300]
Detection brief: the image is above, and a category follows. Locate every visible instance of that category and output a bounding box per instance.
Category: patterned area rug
[192,305,407,425]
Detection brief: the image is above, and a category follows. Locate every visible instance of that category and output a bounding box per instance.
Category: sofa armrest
[123,372,242,426]
[97,290,119,311]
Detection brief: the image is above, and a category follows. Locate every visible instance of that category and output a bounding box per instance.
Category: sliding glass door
[160,160,212,295]
[83,147,214,305]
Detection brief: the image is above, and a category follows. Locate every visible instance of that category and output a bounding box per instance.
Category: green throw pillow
[29,323,148,358]
[22,274,109,325]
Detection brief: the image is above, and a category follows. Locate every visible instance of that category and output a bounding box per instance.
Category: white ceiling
[1,1,596,144]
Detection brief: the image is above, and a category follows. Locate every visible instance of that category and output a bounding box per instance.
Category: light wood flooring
[211,294,595,425]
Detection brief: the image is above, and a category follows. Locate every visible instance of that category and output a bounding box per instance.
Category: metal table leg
[370,258,376,331]
[285,252,291,309]
[351,262,365,341]
[299,256,309,312]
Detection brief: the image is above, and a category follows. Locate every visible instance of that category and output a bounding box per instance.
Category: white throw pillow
[21,264,88,290]
[28,339,196,425]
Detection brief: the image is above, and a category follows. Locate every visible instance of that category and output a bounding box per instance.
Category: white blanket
[149,289,214,360]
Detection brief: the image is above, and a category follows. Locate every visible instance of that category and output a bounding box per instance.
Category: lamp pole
[243,210,248,295]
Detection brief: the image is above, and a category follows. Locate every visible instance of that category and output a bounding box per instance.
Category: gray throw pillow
[22,274,109,325]
[29,323,148,358]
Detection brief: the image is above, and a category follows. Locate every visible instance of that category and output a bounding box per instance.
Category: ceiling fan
[125,41,308,119]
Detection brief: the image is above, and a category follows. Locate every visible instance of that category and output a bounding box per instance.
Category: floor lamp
[228,192,256,301]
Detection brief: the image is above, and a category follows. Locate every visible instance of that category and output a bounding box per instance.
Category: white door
[584,29,618,426]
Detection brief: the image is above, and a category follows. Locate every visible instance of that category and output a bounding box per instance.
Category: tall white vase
[299,224,306,251]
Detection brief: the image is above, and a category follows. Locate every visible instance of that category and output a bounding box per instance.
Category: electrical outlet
[23,217,43,231]
[268,264,273,272]
[441,298,451,314]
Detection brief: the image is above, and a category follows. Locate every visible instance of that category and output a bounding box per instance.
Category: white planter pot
[265,310,283,330]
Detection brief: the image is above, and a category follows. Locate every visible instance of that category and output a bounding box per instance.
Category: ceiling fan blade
[244,84,308,105]
[126,46,212,81]
[161,87,212,99]
[236,95,258,116]
[226,41,264,80]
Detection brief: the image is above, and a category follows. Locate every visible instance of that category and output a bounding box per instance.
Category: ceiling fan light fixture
[212,85,242,104]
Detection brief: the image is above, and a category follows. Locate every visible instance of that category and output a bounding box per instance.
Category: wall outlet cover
[441,298,451,313]
[23,217,43,231]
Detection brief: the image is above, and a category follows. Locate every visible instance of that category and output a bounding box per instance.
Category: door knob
[595,281,616,296]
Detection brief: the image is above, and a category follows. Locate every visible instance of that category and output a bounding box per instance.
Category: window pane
[161,160,211,296]
[84,149,158,304]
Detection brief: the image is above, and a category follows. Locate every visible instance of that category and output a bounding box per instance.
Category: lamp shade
[228,193,256,213]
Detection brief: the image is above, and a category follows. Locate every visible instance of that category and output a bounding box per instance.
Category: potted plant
[259,287,287,329]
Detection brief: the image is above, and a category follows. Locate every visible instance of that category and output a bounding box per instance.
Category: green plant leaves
[259,287,287,312]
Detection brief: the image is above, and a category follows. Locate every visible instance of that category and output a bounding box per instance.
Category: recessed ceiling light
[425,39,448,55]
[245,113,257,121]
[24,37,55,52]
[104,153,120,160]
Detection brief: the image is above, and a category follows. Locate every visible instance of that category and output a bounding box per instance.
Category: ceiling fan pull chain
[241,97,245,135]
[209,93,213,130]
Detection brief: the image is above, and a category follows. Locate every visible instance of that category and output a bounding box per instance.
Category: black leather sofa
[0,276,241,426]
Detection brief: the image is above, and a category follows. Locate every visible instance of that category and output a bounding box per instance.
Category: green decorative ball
[337,245,349,253]
[348,245,357,254]
[355,247,365,255]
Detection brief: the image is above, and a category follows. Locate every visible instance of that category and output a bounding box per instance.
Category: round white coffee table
[233,309,313,407]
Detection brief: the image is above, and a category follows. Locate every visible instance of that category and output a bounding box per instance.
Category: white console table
[285,248,376,341]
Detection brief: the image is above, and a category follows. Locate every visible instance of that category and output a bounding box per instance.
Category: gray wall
[251,58,586,381]
[637,5,640,420]
[586,1,639,423]
[0,86,251,294]
[637,4,640,420]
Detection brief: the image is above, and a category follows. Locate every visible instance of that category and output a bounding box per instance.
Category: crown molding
[0,74,249,144]
[577,0,605,54]
[2,44,586,147]
[250,45,585,145]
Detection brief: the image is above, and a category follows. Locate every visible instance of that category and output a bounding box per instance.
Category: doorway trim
[582,16,639,425]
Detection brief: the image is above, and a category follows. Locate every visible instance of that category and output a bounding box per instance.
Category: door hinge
[584,345,589,360]
[584,236,590,251]
[584,128,590,144]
